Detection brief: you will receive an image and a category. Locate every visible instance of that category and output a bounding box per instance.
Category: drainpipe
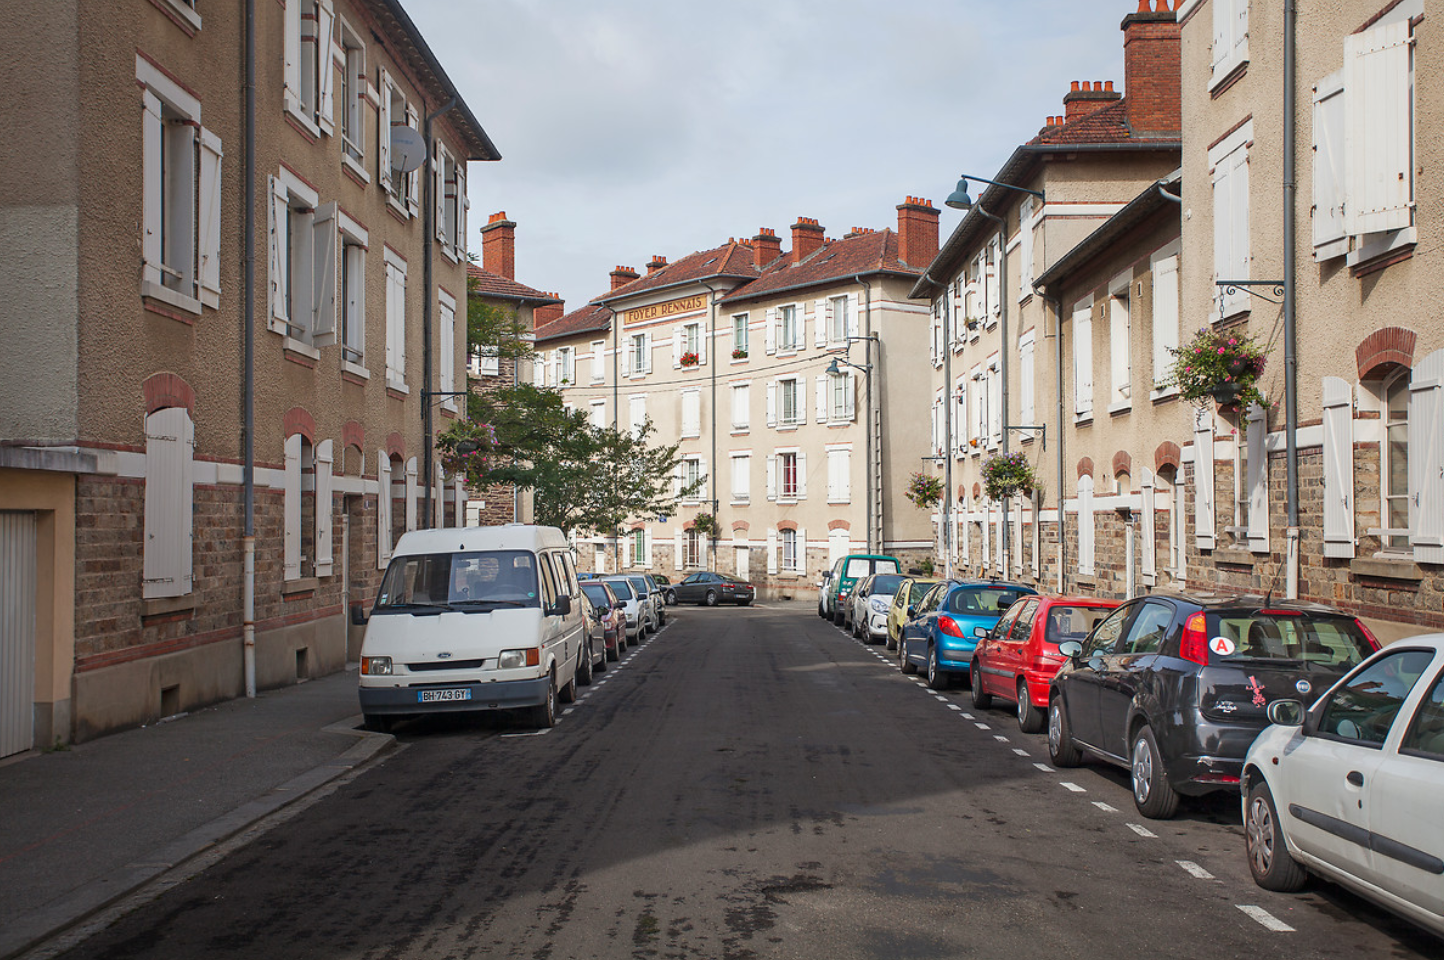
[700,280,723,570]
[1283,0,1301,598]
[607,304,621,572]
[853,275,875,554]
[242,0,257,698]
[1049,294,1067,594]
[973,207,1008,574]
[421,97,457,529]
[921,268,951,579]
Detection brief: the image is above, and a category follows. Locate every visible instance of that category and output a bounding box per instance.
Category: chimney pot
[480,211,518,280]
[752,228,783,269]
[1071,80,1080,91]
[1137,0,1149,10]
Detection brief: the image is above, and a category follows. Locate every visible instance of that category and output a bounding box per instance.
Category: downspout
[700,281,723,570]
[242,0,257,697]
[921,267,951,578]
[853,274,875,554]
[1283,0,1301,598]
[1049,294,1067,594]
[421,97,457,529]
[608,305,620,572]
[973,206,1007,573]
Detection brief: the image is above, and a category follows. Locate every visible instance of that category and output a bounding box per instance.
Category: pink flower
[1228,338,1237,345]
[1218,347,1226,354]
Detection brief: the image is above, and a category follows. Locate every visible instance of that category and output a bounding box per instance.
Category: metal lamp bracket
[1215,280,1284,305]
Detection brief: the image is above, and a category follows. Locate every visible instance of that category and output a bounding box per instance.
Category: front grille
[407,659,486,672]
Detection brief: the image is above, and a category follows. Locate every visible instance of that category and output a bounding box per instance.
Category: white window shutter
[141,91,164,288]
[312,202,338,346]
[845,373,857,422]
[815,375,828,423]
[766,455,777,501]
[1018,197,1034,298]
[1151,254,1179,387]
[839,451,852,502]
[765,308,777,354]
[1321,376,1355,558]
[177,411,194,594]
[268,176,290,333]
[1012,499,1022,575]
[283,0,302,112]
[439,300,455,396]
[981,500,991,572]
[698,456,709,502]
[315,439,334,577]
[315,0,336,133]
[672,330,681,367]
[797,451,808,500]
[143,407,192,599]
[698,323,706,366]
[955,382,967,451]
[623,532,634,568]
[1078,476,1095,576]
[767,530,779,574]
[405,456,418,532]
[1231,147,1250,304]
[796,526,807,572]
[847,293,860,337]
[815,299,828,347]
[197,128,223,308]
[284,433,302,581]
[1193,409,1217,550]
[1409,349,1444,563]
[1345,22,1412,236]
[1020,339,1035,425]
[457,163,468,259]
[1212,159,1233,310]
[1312,74,1347,253]
[405,104,421,217]
[377,453,392,568]
[453,475,464,528]
[796,380,807,426]
[1139,467,1156,586]
[643,332,653,373]
[994,504,1004,571]
[644,529,654,567]
[1073,308,1092,416]
[989,366,1002,442]
[766,381,777,427]
[377,68,392,191]
[620,341,632,377]
[674,530,684,570]
[433,142,446,242]
[1247,404,1269,553]
[433,459,444,529]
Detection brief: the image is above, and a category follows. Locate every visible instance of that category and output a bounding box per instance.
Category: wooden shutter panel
[844,372,856,422]
[1345,21,1412,236]
[815,375,828,423]
[765,308,777,354]
[672,330,682,367]
[1210,0,1230,76]
[1078,475,1095,576]
[847,293,860,338]
[284,433,302,581]
[767,530,779,574]
[766,454,777,501]
[1230,148,1250,309]
[1020,339,1035,425]
[197,128,223,307]
[405,104,421,217]
[698,456,709,503]
[433,459,444,529]
[815,299,828,347]
[1073,308,1092,416]
[1212,158,1232,312]
[456,162,468,259]
[453,475,464,528]
[439,299,455,396]
[143,407,193,599]
[1410,350,1444,563]
[141,91,164,288]
[312,202,338,346]
[377,453,392,568]
[1312,74,1347,254]
[433,141,446,241]
[1246,404,1269,553]
[795,526,806,573]
[674,530,684,570]
[268,176,290,333]
[1193,409,1217,549]
[698,323,706,366]
[642,332,653,373]
[1321,377,1355,558]
[1151,254,1179,387]
[377,68,392,191]
[644,529,654,567]
[405,456,418,532]
[315,439,334,577]
[315,0,336,133]
[283,0,302,112]
[797,452,808,500]
[1141,468,1157,586]
[766,381,777,427]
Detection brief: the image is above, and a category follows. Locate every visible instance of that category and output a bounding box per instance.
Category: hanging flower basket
[1167,327,1270,415]
[692,512,719,537]
[905,472,944,509]
[680,351,700,367]
[731,347,748,360]
[436,421,499,487]
[981,451,1036,501]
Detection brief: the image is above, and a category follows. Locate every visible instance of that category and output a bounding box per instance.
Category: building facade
[0,0,496,752]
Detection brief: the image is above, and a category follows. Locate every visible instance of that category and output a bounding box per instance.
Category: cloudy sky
[405,0,1132,311]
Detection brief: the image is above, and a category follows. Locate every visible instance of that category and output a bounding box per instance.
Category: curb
[1,721,394,960]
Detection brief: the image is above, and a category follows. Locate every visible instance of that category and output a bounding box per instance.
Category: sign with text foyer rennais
[626,295,707,324]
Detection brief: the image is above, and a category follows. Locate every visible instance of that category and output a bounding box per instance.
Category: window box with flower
[731,347,748,361]
[680,351,700,368]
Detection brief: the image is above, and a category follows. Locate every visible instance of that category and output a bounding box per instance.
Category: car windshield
[946,587,1024,616]
[868,574,905,596]
[1045,605,1117,647]
[374,550,539,611]
[604,579,635,600]
[626,576,650,594]
[581,583,612,607]
[1205,611,1375,667]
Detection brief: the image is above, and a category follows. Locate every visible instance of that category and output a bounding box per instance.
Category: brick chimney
[534,297,564,327]
[609,265,639,291]
[480,211,516,280]
[896,197,940,268]
[791,218,825,264]
[752,228,782,269]
[646,255,668,275]
[1121,0,1181,136]
[1063,80,1121,123]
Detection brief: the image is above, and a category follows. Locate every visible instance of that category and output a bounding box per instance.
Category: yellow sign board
[626,294,707,324]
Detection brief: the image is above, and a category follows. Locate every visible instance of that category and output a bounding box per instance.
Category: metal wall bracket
[1216,280,1285,304]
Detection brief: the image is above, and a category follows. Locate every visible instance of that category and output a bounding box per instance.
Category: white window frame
[778,304,800,353]
[338,210,368,373]
[827,371,855,423]
[379,70,419,218]
[732,313,750,357]
[778,376,802,427]
[781,528,800,574]
[337,16,368,178]
[283,0,335,137]
[680,455,704,506]
[556,346,574,386]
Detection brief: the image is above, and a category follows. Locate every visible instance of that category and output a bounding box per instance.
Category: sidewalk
[0,666,393,960]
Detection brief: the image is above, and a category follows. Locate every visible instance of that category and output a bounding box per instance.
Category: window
[684,529,703,568]
[139,56,222,314]
[630,529,646,569]
[779,377,800,426]
[435,142,466,262]
[1401,667,1444,760]
[780,451,799,499]
[629,394,647,438]
[338,18,367,170]
[628,333,650,376]
[1210,0,1249,90]
[589,400,606,429]
[268,171,337,349]
[1383,370,1411,550]
[338,211,367,367]
[829,295,850,344]
[556,346,574,386]
[827,372,855,422]
[471,345,499,377]
[1109,274,1131,411]
[1072,300,1094,419]
[680,322,701,359]
[282,0,336,135]
[1150,246,1180,393]
[681,388,701,438]
[379,69,419,217]
[438,289,457,412]
[1316,649,1435,746]
[731,453,751,503]
[384,247,407,387]
[1210,121,1251,320]
[590,340,606,382]
[1120,602,1171,655]
[680,456,703,504]
[732,314,749,355]
[779,305,800,352]
[781,528,800,573]
[1084,604,1130,656]
[827,448,851,504]
[143,406,195,599]
[731,382,750,431]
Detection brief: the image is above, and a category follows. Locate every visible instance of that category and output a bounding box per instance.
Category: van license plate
[418,688,472,703]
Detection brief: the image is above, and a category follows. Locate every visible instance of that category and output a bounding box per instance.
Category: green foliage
[905,472,943,508]
[1167,327,1270,414]
[981,451,1037,501]
[692,512,719,537]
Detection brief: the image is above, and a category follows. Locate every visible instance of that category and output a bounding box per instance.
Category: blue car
[899,580,1037,690]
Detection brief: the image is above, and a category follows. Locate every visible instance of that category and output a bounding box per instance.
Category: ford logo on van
[437,651,453,659]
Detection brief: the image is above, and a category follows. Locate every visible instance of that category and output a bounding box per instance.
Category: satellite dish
[390,124,426,173]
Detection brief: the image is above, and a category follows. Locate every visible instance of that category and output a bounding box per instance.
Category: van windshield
[844,557,899,579]
[375,550,540,612]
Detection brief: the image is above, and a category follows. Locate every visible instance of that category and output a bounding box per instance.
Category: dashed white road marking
[1127,823,1158,838]
[973,722,991,730]
[1237,906,1295,932]
[1060,782,1086,793]
[1092,801,1118,813]
[562,707,576,716]
[1012,748,1030,757]
[947,704,963,711]
[1033,763,1056,773]
[501,729,551,738]
[933,695,949,702]
[961,713,975,720]
[1177,861,1215,880]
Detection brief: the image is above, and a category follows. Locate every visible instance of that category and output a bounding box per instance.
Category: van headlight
[362,657,393,676]
[498,648,541,669]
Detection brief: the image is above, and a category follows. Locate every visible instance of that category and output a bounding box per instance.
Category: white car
[849,573,904,644]
[601,576,649,641]
[1241,633,1444,938]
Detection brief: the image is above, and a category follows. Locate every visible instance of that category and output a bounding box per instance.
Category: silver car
[624,574,663,631]
[602,577,649,641]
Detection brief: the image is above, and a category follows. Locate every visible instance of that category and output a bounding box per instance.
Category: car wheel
[559,661,578,704]
[1131,725,1181,820]
[1246,779,1308,892]
[362,713,395,734]
[900,641,918,674]
[833,608,845,627]
[818,601,827,618]
[970,662,992,708]
[927,645,951,690]
[885,629,897,652]
[666,590,677,606]
[1048,698,1083,767]
[605,642,619,662]
[705,590,718,606]
[529,674,557,729]
[738,598,751,606]
[1016,679,1044,734]
[578,643,594,686]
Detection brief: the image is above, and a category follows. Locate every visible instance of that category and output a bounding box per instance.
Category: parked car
[576,592,608,685]
[653,574,677,606]
[887,577,940,652]
[899,580,1036,690]
[601,576,649,642]
[579,579,626,661]
[827,553,902,627]
[849,573,906,643]
[1047,592,1380,819]
[971,595,1121,733]
[1240,634,1444,937]
[674,571,755,606]
[624,574,663,630]
[638,573,668,625]
[817,570,834,618]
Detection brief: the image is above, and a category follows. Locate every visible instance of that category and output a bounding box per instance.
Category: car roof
[1143,591,1347,615]
[392,523,569,557]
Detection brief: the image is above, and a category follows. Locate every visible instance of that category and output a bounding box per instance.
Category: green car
[827,553,901,627]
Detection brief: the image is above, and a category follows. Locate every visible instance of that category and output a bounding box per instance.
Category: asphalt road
[53,605,1440,959]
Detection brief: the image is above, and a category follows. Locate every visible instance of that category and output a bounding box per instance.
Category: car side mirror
[1267,699,1305,727]
[974,626,989,639]
[349,604,369,626]
[1058,640,1083,659]
[614,601,627,611]
[550,595,572,617]
[907,605,917,618]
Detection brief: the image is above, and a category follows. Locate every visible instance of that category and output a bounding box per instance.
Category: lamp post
[826,338,878,553]
[945,174,1044,578]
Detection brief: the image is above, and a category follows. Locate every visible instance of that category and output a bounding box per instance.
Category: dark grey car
[1047,592,1379,819]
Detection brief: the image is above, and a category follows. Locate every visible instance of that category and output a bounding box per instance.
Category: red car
[970,595,1121,733]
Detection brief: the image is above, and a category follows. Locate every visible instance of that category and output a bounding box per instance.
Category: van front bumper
[359,677,549,715]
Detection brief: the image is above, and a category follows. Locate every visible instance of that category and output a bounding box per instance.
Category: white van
[357,525,585,731]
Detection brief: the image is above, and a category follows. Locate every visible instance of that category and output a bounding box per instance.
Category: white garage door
[0,511,36,758]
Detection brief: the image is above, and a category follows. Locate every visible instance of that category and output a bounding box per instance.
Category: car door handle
[1346,771,1364,787]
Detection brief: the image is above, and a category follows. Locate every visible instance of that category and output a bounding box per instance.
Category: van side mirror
[350,604,369,626]
[550,595,572,617]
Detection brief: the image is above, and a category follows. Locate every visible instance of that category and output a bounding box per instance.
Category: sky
[405,0,1133,312]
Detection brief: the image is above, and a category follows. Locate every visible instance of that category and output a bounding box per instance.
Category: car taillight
[1354,618,1382,652]
[1180,612,1209,665]
[938,615,964,638]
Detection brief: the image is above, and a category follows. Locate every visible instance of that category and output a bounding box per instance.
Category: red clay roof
[719,229,920,305]
[1030,99,1163,146]
[591,241,760,305]
[466,263,562,304]
[534,303,611,344]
